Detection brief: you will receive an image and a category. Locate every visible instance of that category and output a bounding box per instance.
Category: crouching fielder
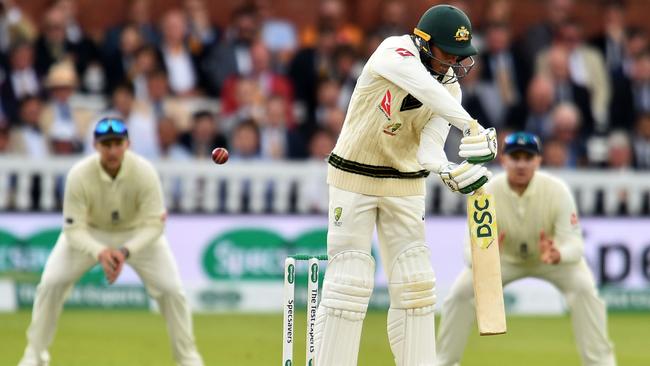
[314,5,498,366]
[436,132,616,366]
[18,118,204,366]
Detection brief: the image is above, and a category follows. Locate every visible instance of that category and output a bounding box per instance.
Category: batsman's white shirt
[328,35,473,197]
[62,150,166,258]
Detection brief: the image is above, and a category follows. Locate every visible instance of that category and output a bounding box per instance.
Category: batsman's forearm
[122,224,164,256]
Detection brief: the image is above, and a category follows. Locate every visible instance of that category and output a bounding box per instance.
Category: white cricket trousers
[436,259,616,366]
[17,230,204,366]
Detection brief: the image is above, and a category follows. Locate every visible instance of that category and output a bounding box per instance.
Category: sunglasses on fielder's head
[94,118,128,141]
[503,132,542,155]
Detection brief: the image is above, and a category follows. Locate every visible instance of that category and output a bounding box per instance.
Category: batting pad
[387,246,437,365]
[314,251,375,366]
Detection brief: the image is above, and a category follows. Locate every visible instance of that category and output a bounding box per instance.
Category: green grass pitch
[1,310,648,365]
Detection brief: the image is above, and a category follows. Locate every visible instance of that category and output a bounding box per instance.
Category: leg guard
[387,246,437,366]
[314,251,375,366]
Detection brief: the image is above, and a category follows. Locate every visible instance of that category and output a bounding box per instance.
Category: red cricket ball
[211,147,229,164]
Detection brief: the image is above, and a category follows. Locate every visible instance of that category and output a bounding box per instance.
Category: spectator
[145,69,192,132]
[610,49,650,131]
[632,113,650,169]
[506,75,555,136]
[1,40,41,124]
[34,5,94,78]
[257,95,305,160]
[221,77,265,130]
[621,27,648,78]
[542,138,569,167]
[103,23,145,94]
[480,21,530,125]
[256,0,297,71]
[203,5,259,96]
[548,102,587,167]
[314,78,342,128]
[308,128,336,161]
[537,20,610,130]
[131,45,162,100]
[300,0,363,49]
[221,41,294,124]
[184,0,220,54]
[157,116,190,160]
[0,0,37,54]
[159,9,201,96]
[229,120,260,160]
[537,45,595,134]
[8,96,48,157]
[179,110,227,159]
[523,0,574,63]
[320,106,345,137]
[0,122,11,153]
[606,130,634,169]
[333,44,361,110]
[39,61,92,151]
[373,0,409,39]
[590,0,627,78]
[103,0,159,57]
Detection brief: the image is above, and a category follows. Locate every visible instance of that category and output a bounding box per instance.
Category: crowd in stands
[1,0,650,172]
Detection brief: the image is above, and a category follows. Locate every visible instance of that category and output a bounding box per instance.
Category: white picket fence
[0,156,647,215]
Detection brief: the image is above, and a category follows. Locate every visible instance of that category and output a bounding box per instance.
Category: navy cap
[94,118,128,141]
[503,132,542,155]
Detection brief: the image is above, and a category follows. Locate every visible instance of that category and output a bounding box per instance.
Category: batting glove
[439,161,492,194]
[459,126,498,164]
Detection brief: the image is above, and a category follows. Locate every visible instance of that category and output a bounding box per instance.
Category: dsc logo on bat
[470,194,496,249]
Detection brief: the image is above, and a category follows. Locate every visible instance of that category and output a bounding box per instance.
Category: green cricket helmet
[412,4,477,83]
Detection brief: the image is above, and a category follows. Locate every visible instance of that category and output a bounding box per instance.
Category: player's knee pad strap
[319,250,375,319]
[388,246,436,309]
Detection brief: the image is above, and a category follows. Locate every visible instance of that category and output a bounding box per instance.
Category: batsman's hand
[538,230,561,265]
[459,124,498,164]
[439,161,491,194]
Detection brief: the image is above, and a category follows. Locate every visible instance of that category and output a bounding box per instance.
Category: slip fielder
[314,5,498,366]
[17,118,204,366]
[436,132,616,366]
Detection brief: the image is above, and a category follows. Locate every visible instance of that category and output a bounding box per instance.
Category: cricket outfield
[1,310,647,365]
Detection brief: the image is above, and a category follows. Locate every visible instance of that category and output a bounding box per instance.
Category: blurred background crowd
[1,0,649,171]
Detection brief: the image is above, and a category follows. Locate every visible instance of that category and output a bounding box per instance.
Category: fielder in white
[436,132,617,366]
[314,5,498,366]
[18,118,204,366]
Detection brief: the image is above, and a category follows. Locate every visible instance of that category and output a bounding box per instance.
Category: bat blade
[468,188,506,336]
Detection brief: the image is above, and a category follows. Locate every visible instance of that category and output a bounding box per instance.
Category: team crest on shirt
[570,212,578,226]
[333,207,343,226]
[378,89,392,119]
[383,122,402,136]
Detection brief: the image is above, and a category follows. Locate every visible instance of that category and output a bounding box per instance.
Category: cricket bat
[466,120,507,336]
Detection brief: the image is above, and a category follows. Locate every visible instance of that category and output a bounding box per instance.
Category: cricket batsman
[436,132,617,366]
[17,118,204,366]
[313,5,498,365]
